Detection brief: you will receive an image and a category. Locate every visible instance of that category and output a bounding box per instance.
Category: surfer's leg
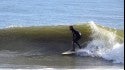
[71,41,75,51]
[75,38,81,49]
[75,41,81,49]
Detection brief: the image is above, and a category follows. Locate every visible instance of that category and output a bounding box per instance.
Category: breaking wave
[0,22,124,64]
[77,21,124,64]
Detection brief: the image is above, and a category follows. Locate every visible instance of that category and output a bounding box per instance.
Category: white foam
[0,50,19,57]
[77,22,124,64]
[102,43,124,63]
[6,24,23,28]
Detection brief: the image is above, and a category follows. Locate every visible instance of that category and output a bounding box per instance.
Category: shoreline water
[0,55,124,69]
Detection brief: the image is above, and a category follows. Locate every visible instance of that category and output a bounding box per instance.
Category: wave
[0,22,124,63]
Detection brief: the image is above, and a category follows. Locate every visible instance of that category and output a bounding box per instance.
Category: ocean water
[0,0,124,69]
[0,0,124,29]
[0,23,124,69]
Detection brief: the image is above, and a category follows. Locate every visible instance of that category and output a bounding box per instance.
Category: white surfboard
[62,50,75,55]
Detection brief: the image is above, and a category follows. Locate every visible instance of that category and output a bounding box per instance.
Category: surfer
[69,26,82,51]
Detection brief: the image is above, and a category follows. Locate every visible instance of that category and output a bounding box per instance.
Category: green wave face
[0,23,124,53]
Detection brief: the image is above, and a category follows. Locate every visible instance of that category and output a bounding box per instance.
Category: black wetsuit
[71,29,81,51]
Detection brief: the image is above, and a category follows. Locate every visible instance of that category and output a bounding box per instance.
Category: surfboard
[62,50,75,55]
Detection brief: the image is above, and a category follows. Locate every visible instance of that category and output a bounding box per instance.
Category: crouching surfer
[69,26,82,51]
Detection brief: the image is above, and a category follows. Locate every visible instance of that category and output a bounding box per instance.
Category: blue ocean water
[0,0,124,29]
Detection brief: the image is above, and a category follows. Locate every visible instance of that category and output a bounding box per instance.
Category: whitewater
[77,21,124,64]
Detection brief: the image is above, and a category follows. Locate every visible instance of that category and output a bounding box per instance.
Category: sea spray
[77,21,124,64]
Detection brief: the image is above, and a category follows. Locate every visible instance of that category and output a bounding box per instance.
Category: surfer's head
[69,26,74,30]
